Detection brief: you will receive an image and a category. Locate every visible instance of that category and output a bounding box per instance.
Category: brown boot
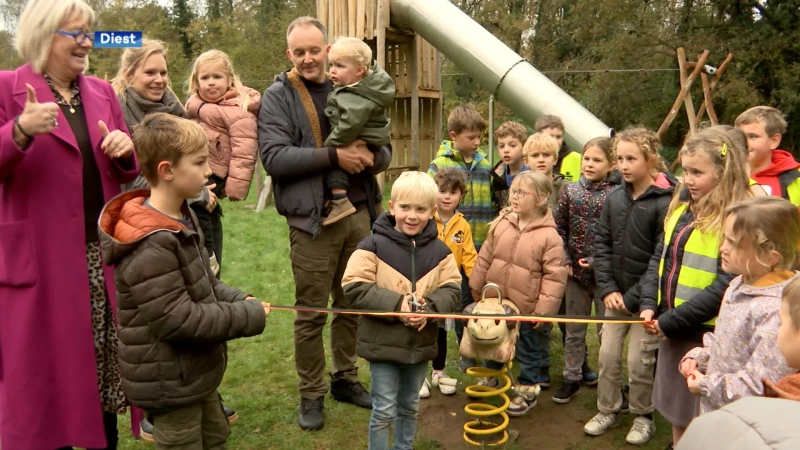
[323,198,356,226]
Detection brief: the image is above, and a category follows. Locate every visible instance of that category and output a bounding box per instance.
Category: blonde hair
[613,126,667,175]
[584,137,614,164]
[286,16,326,43]
[391,171,438,208]
[724,197,800,274]
[111,39,174,97]
[667,126,753,234]
[186,49,252,114]
[523,132,559,158]
[490,171,552,230]
[330,37,372,71]
[447,105,486,135]
[534,115,565,132]
[132,113,207,185]
[15,0,95,73]
[783,277,800,329]
[735,106,788,137]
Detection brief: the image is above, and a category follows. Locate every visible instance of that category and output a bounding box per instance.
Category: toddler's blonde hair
[330,37,372,72]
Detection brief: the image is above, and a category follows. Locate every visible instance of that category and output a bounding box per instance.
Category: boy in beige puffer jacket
[469,171,568,417]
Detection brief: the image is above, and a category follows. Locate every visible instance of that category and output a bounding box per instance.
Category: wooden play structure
[657,47,733,138]
[318,0,443,182]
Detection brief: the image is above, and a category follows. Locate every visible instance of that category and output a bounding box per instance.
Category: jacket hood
[764,372,800,401]
[504,209,557,233]
[435,140,488,163]
[341,64,395,109]
[753,150,800,178]
[579,172,622,191]
[98,190,189,265]
[622,171,678,199]
[372,212,439,247]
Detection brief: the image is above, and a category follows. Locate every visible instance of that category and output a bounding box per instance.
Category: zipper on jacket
[665,222,692,309]
[410,238,417,363]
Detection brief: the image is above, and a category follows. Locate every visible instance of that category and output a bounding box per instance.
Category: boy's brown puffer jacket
[185,87,261,201]
[470,210,567,315]
[99,191,266,411]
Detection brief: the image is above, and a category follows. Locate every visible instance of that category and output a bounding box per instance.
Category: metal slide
[390,0,613,150]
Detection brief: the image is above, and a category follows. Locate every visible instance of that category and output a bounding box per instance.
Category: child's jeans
[150,390,230,449]
[563,278,605,381]
[369,361,428,450]
[486,321,552,385]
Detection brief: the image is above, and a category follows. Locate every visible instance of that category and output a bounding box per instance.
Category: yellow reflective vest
[657,203,721,326]
[558,151,582,182]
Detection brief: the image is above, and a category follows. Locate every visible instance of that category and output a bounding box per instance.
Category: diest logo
[93,31,143,48]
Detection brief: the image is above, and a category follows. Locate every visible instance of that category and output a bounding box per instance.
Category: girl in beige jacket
[469,171,568,417]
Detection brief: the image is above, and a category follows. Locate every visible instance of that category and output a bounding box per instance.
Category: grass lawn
[116,183,674,450]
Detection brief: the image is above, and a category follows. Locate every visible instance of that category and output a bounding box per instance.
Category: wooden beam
[411,36,420,168]
[356,0,366,39]
[657,47,710,137]
[434,50,442,146]
[695,53,733,125]
[376,0,387,192]
[680,49,710,135]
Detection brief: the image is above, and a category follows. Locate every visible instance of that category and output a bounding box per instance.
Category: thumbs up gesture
[98,119,134,159]
[18,83,60,136]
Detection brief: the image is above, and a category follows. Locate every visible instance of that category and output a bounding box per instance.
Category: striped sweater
[427,141,494,248]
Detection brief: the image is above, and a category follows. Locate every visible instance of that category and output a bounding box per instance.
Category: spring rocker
[458,283,530,447]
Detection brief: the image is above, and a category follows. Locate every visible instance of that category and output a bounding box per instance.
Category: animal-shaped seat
[459,283,520,363]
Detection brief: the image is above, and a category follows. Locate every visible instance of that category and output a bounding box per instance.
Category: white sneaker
[419,378,431,398]
[584,412,621,436]
[625,416,656,445]
[432,371,458,395]
[507,385,541,417]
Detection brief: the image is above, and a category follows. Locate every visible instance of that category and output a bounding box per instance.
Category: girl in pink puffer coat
[184,50,261,276]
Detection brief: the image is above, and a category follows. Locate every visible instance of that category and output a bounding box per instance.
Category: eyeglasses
[56,29,94,45]
[510,189,536,198]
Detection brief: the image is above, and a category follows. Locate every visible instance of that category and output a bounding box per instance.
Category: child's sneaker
[419,378,431,398]
[552,379,581,404]
[584,412,621,436]
[322,198,356,226]
[477,376,499,388]
[507,385,540,417]
[625,416,656,445]
[432,370,458,395]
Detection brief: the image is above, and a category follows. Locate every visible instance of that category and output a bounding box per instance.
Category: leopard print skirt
[86,242,127,414]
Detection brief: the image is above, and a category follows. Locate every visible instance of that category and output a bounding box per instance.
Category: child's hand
[687,370,704,395]
[566,264,573,277]
[577,258,591,269]
[603,292,624,310]
[407,315,428,331]
[261,302,271,318]
[680,357,698,378]
[206,184,218,212]
[400,294,413,324]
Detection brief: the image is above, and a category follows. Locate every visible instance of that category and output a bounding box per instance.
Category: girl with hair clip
[583,128,678,445]
[469,171,568,417]
[639,125,753,448]
[184,49,261,277]
[679,197,800,415]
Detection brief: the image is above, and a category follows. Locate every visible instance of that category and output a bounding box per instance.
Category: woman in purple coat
[0,1,139,449]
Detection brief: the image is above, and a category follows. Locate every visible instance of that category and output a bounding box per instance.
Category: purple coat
[0,64,140,450]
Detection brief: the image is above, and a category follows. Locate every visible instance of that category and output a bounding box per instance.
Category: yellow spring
[462,363,512,447]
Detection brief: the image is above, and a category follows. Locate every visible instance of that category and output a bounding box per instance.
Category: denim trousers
[486,321,552,385]
[368,361,429,450]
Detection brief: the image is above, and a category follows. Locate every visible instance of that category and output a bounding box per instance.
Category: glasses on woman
[56,29,94,45]
[510,189,536,198]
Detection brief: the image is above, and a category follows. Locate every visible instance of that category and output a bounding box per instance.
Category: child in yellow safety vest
[638,126,753,448]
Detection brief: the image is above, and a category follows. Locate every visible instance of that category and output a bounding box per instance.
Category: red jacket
[752,150,800,198]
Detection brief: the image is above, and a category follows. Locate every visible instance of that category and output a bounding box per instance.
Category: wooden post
[376,0,387,192]
[657,48,710,137]
[410,37,420,169]
[434,50,442,146]
[695,53,733,125]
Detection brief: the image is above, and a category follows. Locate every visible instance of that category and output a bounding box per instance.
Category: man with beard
[258,16,391,431]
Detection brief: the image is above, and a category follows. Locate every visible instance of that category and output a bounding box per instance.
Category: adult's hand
[98,120,134,159]
[336,140,373,174]
[18,83,60,136]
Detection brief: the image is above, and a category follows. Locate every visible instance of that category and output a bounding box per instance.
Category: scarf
[119,86,188,130]
[285,68,324,148]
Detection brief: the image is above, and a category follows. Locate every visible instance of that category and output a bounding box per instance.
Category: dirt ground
[418,382,672,450]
